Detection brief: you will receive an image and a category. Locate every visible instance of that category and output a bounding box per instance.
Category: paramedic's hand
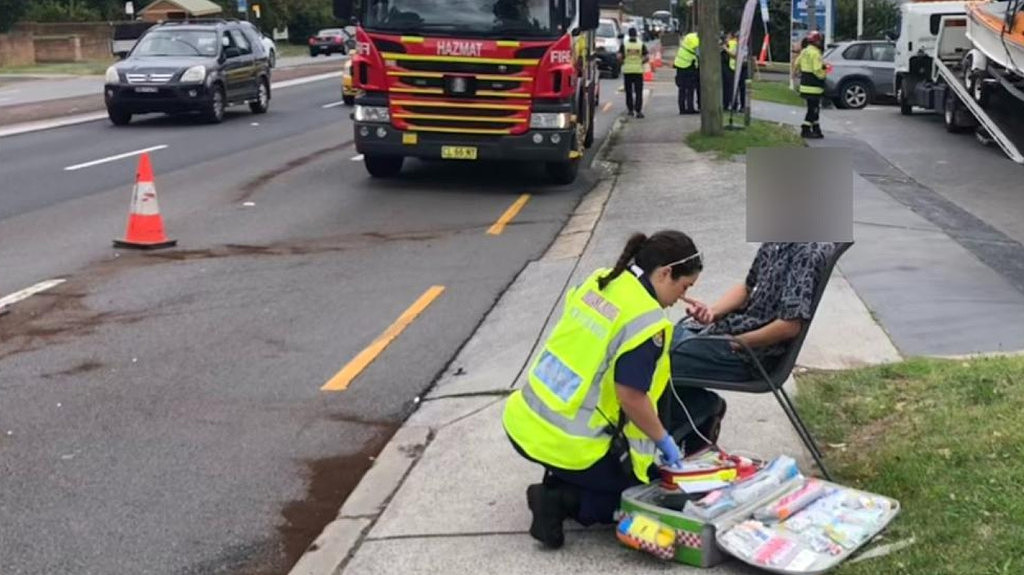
[683,297,714,325]
[656,433,682,467]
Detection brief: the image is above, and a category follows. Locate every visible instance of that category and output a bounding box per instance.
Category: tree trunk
[697,0,723,136]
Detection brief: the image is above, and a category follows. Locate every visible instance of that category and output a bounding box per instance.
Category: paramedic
[503,230,711,549]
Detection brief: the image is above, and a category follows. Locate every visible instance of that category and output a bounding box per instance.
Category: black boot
[800,125,814,138]
[812,124,824,139]
[527,484,567,548]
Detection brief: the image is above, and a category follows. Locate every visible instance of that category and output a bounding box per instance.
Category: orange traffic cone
[653,46,663,69]
[643,62,654,82]
[113,153,176,250]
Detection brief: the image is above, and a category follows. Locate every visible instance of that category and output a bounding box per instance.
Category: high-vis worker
[503,230,705,549]
[618,27,649,118]
[796,31,827,139]
[674,31,700,114]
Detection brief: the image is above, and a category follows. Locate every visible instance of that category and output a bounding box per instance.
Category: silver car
[824,40,896,109]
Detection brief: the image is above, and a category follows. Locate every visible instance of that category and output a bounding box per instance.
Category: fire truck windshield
[363,0,566,38]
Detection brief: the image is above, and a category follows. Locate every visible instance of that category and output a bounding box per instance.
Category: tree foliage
[0,0,28,31]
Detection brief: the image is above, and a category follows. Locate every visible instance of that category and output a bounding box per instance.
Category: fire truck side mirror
[579,0,600,31]
[333,0,353,22]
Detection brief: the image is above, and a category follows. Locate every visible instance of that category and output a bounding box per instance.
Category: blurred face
[649,266,700,308]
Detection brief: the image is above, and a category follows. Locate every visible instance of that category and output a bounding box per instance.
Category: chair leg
[769,386,833,481]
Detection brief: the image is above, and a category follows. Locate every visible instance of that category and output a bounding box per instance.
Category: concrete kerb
[285,117,627,575]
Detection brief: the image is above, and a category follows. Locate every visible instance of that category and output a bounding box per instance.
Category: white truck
[895,0,1024,163]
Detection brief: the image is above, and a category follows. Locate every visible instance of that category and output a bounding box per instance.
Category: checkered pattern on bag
[676,531,703,549]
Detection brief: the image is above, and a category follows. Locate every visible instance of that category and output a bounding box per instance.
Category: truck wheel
[546,159,580,185]
[943,90,971,133]
[898,78,913,116]
[365,155,404,178]
[108,106,132,126]
[583,108,595,149]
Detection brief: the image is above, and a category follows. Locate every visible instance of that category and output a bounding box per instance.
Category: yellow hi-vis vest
[622,38,644,75]
[674,32,699,69]
[797,44,826,95]
[502,268,674,483]
[727,38,738,71]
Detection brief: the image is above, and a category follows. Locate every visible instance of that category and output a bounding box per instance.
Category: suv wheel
[249,79,270,114]
[839,80,871,109]
[108,106,132,126]
[205,84,226,124]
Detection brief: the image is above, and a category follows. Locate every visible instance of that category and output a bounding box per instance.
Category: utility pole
[807,0,817,32]
[697,0,722,136]
[857,0,864,39]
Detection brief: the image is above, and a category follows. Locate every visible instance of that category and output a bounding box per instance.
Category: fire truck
[333,0,602,184]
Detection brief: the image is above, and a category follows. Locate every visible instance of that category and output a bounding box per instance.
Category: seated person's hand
[683,296,715,325]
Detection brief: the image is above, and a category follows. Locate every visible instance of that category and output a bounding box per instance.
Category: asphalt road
[0,76,622,574]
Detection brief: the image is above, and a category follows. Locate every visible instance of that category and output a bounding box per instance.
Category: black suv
[104,20,272,125]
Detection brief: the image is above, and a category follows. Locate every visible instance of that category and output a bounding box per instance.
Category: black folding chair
[667,242,853,481]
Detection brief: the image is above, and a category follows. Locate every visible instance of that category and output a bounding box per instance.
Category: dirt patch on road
[278,424,399,567]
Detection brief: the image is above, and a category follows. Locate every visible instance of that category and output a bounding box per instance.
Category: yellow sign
[402,132,418,145]
[441,146,478,160]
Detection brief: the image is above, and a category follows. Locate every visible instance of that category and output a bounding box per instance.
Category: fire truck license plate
[441,146,477,160]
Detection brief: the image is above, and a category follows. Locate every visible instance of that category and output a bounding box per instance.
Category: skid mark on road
[235,140,354,202]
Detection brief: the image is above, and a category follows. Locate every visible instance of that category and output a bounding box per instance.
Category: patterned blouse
[687,242,837,360]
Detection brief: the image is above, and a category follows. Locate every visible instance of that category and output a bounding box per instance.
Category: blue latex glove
[655,433,682,467]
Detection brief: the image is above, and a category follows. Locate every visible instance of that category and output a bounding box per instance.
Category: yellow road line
[487,194,531,235]
[321,286,446,391]
[602,101,613,113]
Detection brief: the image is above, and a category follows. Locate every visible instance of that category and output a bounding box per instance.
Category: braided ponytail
[598,233,647,290]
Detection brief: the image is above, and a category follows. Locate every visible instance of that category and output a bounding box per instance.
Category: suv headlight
[530,112,570,130]
[105,66,120,84]
[355,105,390,123]
[180,65,207,84]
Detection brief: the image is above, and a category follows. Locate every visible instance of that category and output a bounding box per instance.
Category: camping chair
[665,242,854,481]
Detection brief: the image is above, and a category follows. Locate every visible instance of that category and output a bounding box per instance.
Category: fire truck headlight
[355,105,391,123]
[530,112,570,129]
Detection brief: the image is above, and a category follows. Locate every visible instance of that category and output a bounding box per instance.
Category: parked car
[595,18,622,78]
[241,21,277,68]
[104,20,272,125]
[341,57,356,106]
[823,40,897,109]
[309,28,350,57]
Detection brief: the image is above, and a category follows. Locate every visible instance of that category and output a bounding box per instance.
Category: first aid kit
[616,453,900,574]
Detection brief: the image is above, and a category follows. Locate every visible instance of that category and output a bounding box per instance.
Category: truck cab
[333,0,601,185]
[894,0,968,101]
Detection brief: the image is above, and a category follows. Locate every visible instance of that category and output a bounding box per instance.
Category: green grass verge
[276,43,312,58]
[685,119,804,159]
[796,356,1024,575]
[0,60,113,76]
[750,79,805,107]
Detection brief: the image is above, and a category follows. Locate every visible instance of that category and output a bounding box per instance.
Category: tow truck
[895,0,1024,163]
[332,0,601,184]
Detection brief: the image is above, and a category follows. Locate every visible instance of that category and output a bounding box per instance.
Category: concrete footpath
[286,81,904,575]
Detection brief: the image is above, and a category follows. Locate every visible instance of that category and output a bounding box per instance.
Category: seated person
[671,242,839,383]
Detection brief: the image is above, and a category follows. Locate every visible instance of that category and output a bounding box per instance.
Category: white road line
[1,72,344,140]
[351,154,364,161]
[322,100,347,109]
[64,144,168,172]
[0,279,66,311]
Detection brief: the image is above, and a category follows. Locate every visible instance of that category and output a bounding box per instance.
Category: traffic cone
[644,62,654,82]
[653,46,663,69]
[113,153,176,250]
[758,35,770,65]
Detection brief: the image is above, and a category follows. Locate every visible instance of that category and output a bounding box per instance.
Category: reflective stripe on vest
[518,307,668,438]
[622,39,644,75]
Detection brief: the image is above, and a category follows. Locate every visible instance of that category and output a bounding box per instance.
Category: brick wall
[23,22,115,61]
[0,31,36,67]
